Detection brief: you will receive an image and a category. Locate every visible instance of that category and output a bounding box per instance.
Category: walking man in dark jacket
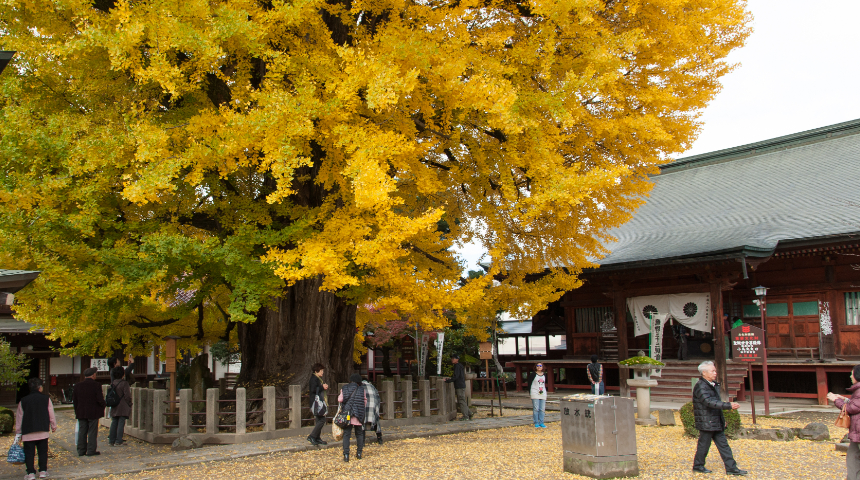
[73,367,106,456]
[445,354,471,421]
[692,361,747,475]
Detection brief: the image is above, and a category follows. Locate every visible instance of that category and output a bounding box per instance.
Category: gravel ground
[98,412,848,480]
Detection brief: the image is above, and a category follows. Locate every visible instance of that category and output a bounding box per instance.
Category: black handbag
[334,386,360,428]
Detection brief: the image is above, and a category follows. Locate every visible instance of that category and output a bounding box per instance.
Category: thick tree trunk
[237,276,357,392]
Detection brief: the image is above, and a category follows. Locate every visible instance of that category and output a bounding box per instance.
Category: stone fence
[99,375,473,445]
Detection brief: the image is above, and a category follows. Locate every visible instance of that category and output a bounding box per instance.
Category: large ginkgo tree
[0,0,750,386]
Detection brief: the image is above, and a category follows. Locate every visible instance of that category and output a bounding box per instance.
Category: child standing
[527,363,548,428]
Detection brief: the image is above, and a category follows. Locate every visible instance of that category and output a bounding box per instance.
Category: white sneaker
[24,474,35,480]
[39,473,48,479]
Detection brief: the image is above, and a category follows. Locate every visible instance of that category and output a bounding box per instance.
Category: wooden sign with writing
[401,335,416,361]
[731,324,764,362]
[165,358,176,373]
[164,337,177,359]
[479,342,493,360]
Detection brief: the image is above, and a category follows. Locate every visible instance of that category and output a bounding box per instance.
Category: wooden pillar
[815,366,828,406]
[515,364,523,392]
[565,305,576,357]
[546,365,555,393]
[612,292,630,397]
[710,282,728,399]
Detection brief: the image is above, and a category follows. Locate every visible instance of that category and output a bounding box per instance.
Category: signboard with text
[731,324,764,362]
[401,335,416,361]
[90,358,110,372]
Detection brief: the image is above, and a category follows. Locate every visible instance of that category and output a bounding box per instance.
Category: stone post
[465,373,475,406]
[179,388,191,435]
[432,378,446,418]
[140,389,149,432]
[288,385,302,429]
[147,388,156,432]
[206,388,218,434]
[263,386,276,432]
[448,382,457,420]
[401,377,412,418]
[129,387,138,428]
[152,389,166,435]
[382,380,395,421]
[236,387,246,434]
[419,379,430,417]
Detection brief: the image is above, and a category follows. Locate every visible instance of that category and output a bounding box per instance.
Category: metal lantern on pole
[753,286,771,415]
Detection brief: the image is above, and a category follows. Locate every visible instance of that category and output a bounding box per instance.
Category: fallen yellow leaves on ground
[100,413,847,479]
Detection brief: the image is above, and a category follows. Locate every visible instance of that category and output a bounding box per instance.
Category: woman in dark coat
[14,377,57,480]
[828,364,860,480]
[108,366,133,446]
[307,363,329,446]
[338,373,367,462]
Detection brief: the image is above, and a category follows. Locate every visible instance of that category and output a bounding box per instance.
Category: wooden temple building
[501,119,860,405]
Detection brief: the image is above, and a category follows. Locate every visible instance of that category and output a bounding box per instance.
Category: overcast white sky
[684,0,860,156]
[455,0,860,272]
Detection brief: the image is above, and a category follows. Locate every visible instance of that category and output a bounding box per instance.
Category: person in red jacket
[72,367,106,456]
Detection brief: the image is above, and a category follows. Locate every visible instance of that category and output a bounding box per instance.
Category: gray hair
[697,361,715,374]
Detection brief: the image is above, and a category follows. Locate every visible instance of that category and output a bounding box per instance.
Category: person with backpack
[107,366,133,446]
[338,374,367,462]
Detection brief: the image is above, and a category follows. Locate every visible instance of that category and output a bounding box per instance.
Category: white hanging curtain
[627,293,712,337]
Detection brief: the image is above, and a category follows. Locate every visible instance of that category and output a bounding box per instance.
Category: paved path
[0,408,557,480]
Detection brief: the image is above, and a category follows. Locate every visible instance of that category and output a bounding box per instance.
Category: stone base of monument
[627,378,658,426]
[563,452,639,479]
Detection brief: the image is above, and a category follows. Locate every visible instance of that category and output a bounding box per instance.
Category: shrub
[679,401,742,439]
[0,406,14,434]
[618,356,665,367]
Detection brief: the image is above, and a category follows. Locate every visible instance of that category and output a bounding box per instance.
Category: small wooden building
[502,119,860,404]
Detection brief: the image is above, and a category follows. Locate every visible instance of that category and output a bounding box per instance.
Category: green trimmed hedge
[679,401,742,439]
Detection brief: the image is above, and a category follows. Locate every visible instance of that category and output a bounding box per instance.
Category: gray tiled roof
[0,269,39,277]
[598,119,860,267]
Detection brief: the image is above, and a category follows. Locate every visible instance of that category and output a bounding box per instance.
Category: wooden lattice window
[575,307,613,333]
[846,292,860,326]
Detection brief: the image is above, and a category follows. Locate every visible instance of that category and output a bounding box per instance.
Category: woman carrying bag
[13,378,57,480]
[526,363,548,429]
[828,364,860,480]
[307,363,329,446]
[337,374,367,462]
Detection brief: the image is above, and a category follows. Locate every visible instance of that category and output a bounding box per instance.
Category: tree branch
[129,316,183,329]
